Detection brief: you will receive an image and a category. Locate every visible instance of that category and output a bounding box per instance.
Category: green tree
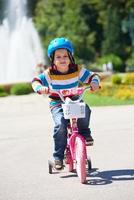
[27,0,38,17]
[1,0,134,71]
[34,0,96,62]
[89,0,134,71]
[0,0,4,23]
[80,1,103,56]
[102,6,122,56]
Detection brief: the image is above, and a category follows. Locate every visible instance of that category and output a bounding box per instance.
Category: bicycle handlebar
[49,86,91,103]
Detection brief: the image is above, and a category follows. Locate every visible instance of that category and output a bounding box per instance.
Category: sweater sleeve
[31,72,49,93]
[79,67,100,85]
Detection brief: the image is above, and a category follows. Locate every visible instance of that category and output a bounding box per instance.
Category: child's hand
[90,82,100,91]
[39,86,49,94]
[35,85,49,94]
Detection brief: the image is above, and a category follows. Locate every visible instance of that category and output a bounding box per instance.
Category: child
[32,37,100,170]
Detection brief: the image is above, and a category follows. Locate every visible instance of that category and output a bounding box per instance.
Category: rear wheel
[75,137,86,183]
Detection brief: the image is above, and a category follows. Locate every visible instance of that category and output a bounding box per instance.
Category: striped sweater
[32,65,100,108]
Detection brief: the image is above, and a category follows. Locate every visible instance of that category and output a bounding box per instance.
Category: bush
[111,74,122,85]
[97,84,134,100]
[0,86,8,97]
[0,86,5,93]
[97,84,115,97]
[114,86,134,100]
[0,92,8,97]
[123,73,134,85]
[126,53,134,72]
[10,83,33,95]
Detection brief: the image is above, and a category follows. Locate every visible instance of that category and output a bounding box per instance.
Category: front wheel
[75,137,86,183]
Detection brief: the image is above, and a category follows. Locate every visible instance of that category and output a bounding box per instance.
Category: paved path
[0,94,134,200]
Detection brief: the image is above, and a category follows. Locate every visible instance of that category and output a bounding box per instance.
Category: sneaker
[86,135,94,146]
[54,160,64,170]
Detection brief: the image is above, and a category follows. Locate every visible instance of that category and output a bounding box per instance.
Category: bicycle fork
[67,118,87,162]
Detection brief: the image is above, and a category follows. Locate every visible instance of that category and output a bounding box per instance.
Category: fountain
[0,0,45,84]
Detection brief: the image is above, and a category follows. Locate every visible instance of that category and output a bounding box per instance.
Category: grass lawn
[83,93,134,106]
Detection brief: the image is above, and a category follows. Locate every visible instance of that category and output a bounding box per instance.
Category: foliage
[123,73,134,85]
[111,74,122,85]
[125,53,134,72]
[27,0,38,17]
[102,6,122,56]
[126,65,134,72]
[0,85,8,97]
[114,86,134,100]
[0,85,4,93]
[96,54,123,71]
[87,62,102,72]
[34,0,99,62]
[1,0,134,71]
[0,92,8,97]
[0,0,4,22]
[97,84,115,97]
[10,83,33,95]
[96,83,134,100]
[34,0,133,68]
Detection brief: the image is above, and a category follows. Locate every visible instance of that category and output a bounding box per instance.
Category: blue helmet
[47,37,74,58]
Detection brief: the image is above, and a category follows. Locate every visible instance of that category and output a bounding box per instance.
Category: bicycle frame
[51,86,90,183]
[67,118,87,161]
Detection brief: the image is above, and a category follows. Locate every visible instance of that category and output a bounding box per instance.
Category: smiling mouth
[60,62,66,65]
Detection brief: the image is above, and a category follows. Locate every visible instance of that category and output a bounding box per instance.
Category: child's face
[54,49,70,73]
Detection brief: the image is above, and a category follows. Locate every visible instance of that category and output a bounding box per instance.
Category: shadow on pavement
[86,168,134,185]
[60,168,134,185]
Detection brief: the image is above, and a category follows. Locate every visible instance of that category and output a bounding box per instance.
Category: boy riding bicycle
[32,37,100,170]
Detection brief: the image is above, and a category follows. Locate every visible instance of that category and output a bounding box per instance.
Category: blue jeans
[51,104,91,161]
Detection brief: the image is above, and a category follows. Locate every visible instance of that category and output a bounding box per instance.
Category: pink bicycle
[48,86,92,184]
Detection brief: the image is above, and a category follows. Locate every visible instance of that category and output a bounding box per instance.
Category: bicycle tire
[75,137,86,183]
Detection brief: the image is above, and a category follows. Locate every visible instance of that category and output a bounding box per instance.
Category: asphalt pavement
[0,94,134,200]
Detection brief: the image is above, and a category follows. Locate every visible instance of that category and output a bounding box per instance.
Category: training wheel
[48,160,53,174]
[87,157,92,171]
